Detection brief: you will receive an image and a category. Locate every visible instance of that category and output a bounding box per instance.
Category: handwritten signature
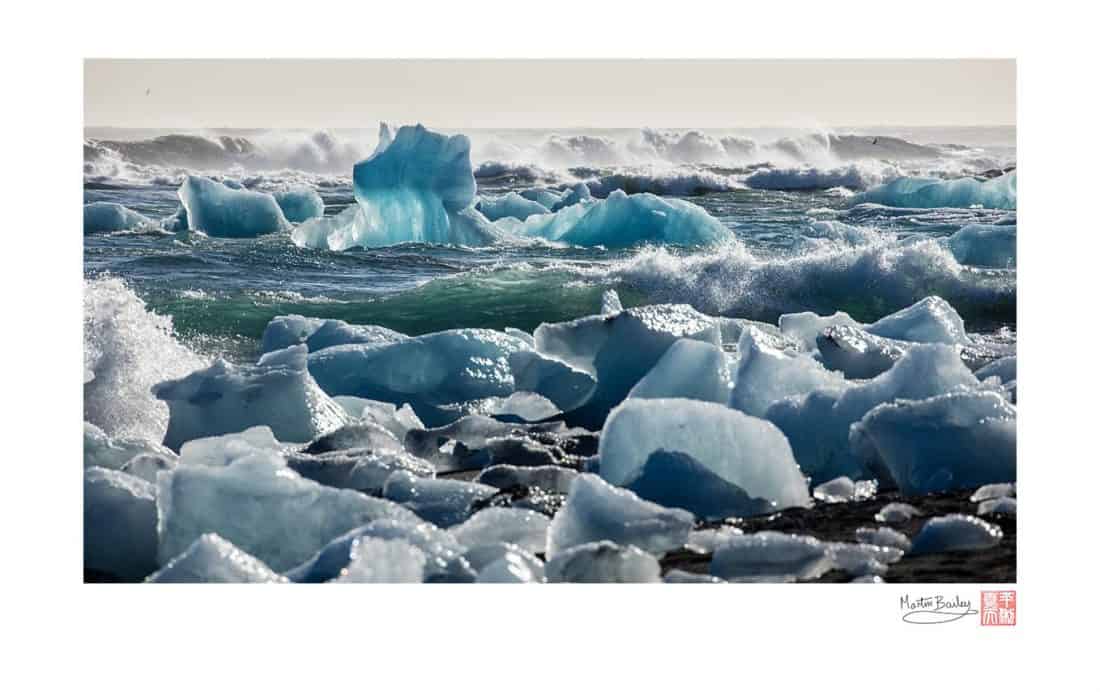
[899,595,977,624]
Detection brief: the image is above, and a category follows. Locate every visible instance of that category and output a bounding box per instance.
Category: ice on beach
[478,192,551,221]
[483,391,561,422]
[287,446,435,494]
[978,496,1017,516]
[261,315,406,354]
[403,415,572,470]
[448,507,550,554]
[308,329,531,427]
[146,533,287,583]
[475,464,580,495]
[685,526,744,553]
[153,345,349,451]
[507,189,730,248]
[273,186,325,223]
[545,541,662,583]
[473,545,546,583]
[533,303,721,427]
[601,398,809,515]
[866,296,971,346]
[286,517,463,583]
[970,482,1015,502]
[84,421,176,471]
[178,175,290,237]
[828,542,903,578]
[84,202,153,233]
[909,514,1004,555]
[508,350,597,414]
[766,343,983,484]
[157,453,418,571]
[729,327,846,417]
[709,532,836,583]
[84,276,208,442]
[947,223,1016,268]
[850,390,1016,495]
[292,125,504,249]
[546,474,694,558]
[177,426,282,467]
[854,526,912,552]
[875,502,923,524]
[851,172,1016,210]
[628,338,732,404]
[121,452,178,483]
[664,570,726,584]
[778,310,862,351]
[302,421,404,455]
[382,470,498,528]
[812,476,877,504]
[816,325,910,379]
[331,397,424,442]
[334,538,428,583]
[84,467,158,580]
[975,357,1016,389]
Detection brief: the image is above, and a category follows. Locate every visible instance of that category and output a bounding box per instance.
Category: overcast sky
[85,59,1015,129]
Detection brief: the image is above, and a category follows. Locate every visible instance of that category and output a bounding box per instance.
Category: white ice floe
[778,310,862,351]
[709,532,836,583]
[812,476,878,504]
[85,467,159,580]
[729,327,845,418]
[815,325,912,379]
[382,470,498,528]
[855,526,912,552]
[546,474,694,559]
[875,502,923,524]
[178,175,290,237]
[909,514,1004,555]
[154,346,349,451]
[146,533,287,583]
[864,296,972,346]
[545,541,662,583]
[333,538,427,583]
[600,398,809,516]
[534,303,722,427]
[448,507,550,554]
[308,329,531,426]
[627,338,732,404]
[177,426,283,467]
[850,390,1016,495]
[158,452,418,571]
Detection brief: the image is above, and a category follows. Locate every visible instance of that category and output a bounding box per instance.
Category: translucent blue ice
[273,186,325,222]
[851,172,1016,210]
[84,467,159,580]
[545,540,662,583]
[146,533,287,583]
[261,314,406,354]
[947,223,1016,268]
[478,191,550,221]
[177,175,290,237]
[909,514,1003,554]
[84,202,153,233]
[627,338,732,404]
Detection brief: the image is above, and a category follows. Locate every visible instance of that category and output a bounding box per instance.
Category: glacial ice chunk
[273,186,325,223]
[947,223,1016,268]
[550,182,593,211]
[286,446,435,493]
[84,421,176,471]
[331,397,424,441]
[812,476,877,504]
[475,464,580,495]
[177,426,282,467]
[153,345,349,451]
[628,338,732,404]
[875,502,922,523]
[261,314,405,354]
[601,398,810,514]
[508,350,596,414]
[978,497,1017,515]
[508,189,730,248]
[816,325,911,379]
[664,570,726,584]
[84,202,153,233]
[975,357,1016,388]
[766,344,983,483]
[382,470,498,528]
[851,172,1016,210]
[710,532,836,583]
[545,541,662,583]
[146,533,287,583]
[519,187,564,209]
[121,452,178,483]
[624,449,778,519]
[909,514,1003,555]
[308,329,531,426]
[474,545,546,583]
[478,192,550,221]
[157,453,418,571]
[970,482,1015,502]
[778,310,862,351]
[827,542,903,578]
[850,390,1016,495]
[729,327,846,417]
[865,296,971,346]
[84,467,158,580]
[855,526,912,552]
[178,175,290,237]
[546,474,694,558]
[534,303,721,427]
[334,538,427,583]
[448,507,550,554]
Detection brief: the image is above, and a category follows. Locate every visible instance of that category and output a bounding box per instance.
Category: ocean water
[83,125,1016,363]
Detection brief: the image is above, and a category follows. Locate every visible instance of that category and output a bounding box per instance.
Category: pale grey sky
[85,59,1015,129]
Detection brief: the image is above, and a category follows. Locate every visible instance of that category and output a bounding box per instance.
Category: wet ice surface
[909,514,1003,555]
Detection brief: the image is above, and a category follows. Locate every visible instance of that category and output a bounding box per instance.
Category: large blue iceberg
[178,176,290,237]
[851,172,1016,210]
[292,124,504,249]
